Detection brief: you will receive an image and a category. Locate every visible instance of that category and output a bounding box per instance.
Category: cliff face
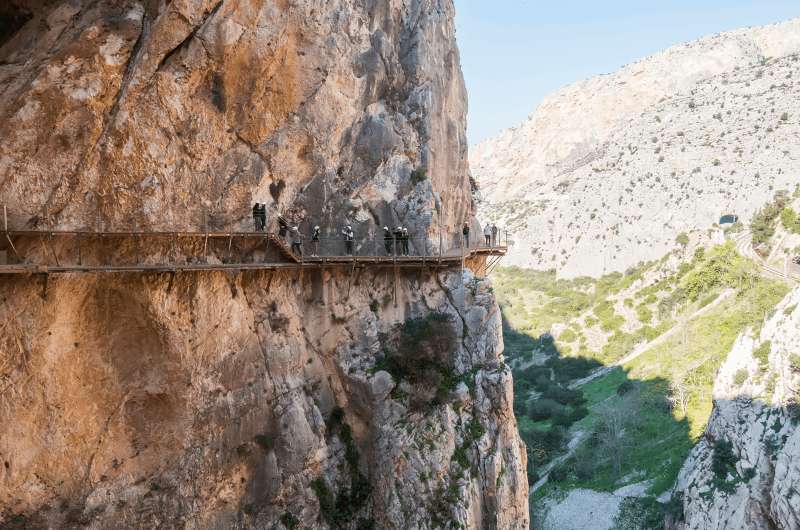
[674,288,800,530]
[0,1,528,528]
[470,18,800,277]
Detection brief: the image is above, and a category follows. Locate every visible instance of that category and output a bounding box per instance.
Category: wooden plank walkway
[0,229,507,275]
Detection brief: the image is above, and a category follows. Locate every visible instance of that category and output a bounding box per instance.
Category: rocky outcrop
[0,1,527,528]
[471,18,800,277]
[674,288,800,530]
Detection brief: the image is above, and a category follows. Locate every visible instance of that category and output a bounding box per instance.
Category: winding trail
[569,288,736,389]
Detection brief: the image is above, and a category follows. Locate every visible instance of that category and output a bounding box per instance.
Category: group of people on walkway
[383,226,411,256]
[253,203,499,258]
[461,222,500,248]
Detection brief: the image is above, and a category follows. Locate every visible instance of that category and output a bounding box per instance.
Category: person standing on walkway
[258,204,267,232]
[462,222,470,249]
[483,223,492,246]
[311,225,320,256]
[383,226,393,255]
[491,223,498,246]
[402,226,410,255]
[342,225,355,255]
[252,203,261,231]
[290,226,302,256]
[393,226,403,256]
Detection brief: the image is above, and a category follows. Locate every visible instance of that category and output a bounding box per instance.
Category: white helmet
[314,225,320,230]
[383,226,389,230]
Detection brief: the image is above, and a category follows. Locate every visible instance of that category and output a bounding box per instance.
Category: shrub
[528,398,562,421]
[617,380,636,396]
[525,427,568,465]
[254,433,275,452]
[751,192,789,247]
[549,465,568,482]
[280,512,299,529]
[594,300,625,332]
[636,304,653,324]
[789,354,800,374]
[682,242,755,301]
[541,385,586,406]
[711,438,739,489]
[733,369,749,386]
[753,341,772,369]
[781,207,800,234]
[410,167,427,185]
[559,328,578,343]
[375,312,458,403]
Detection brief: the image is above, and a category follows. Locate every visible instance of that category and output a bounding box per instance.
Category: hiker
[290,226,302,256]
[402,227,410,255]
[383,226,393,255]
[393,226,403,256]
[278,215,289,238]
[483,224,491,246]
[311,225,320,256]
[258,204,267,232]
[462,222,470,249]
[252,203,261,231]
[491,224,498,246]
[342,225,355,255]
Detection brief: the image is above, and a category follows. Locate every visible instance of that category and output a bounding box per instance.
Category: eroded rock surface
[674,288,800,530]
[0,0,527,528]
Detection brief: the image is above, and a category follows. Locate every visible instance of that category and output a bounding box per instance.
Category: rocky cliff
[674,288,800,530]
[471,18,800,277]
[0,1,528,528]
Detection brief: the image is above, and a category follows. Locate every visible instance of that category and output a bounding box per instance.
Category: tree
[669,376,690,416]
[596,396,638,475]
[676,233,690,247]
[781,207,800,234]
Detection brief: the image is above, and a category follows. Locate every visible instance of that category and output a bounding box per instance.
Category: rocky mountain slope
[471,18,800,278]
[0,1,528,528]
[674,287,800,530]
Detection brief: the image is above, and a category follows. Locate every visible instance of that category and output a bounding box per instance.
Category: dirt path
[570,288,736,389]
[531,429,586,493]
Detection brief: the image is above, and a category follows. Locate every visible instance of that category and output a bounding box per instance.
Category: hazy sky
[456,0,799,145]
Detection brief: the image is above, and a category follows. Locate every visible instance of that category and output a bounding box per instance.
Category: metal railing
[0,210,509,273]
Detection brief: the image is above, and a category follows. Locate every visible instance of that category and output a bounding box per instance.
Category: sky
[455,0,800,145]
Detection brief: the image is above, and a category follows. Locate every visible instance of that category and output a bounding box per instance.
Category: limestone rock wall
[0,0,527,528]
[0,0,472,241]
[673,288,800,530]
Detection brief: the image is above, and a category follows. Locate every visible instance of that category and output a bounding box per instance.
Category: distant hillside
[472,18,800,277]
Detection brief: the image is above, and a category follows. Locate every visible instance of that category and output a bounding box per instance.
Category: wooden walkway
[0,229,507,275]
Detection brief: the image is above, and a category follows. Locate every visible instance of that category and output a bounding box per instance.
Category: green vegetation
[751,190,790,249]
[753,341,772,369]
[312,410,371,529]
[682,241,756,301]
[373,312,459,406]
[495,241,789,504]
[710,438,742,493]
[254,433,275,452]
[781,207,800,234]
[676,232,690,247]
[410,167,427,185]
[280,512,300,529]
[612,496,682,530]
